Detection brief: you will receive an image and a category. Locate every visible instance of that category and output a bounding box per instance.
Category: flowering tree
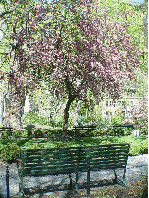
[131,98,148,129]
[1,1,141,134]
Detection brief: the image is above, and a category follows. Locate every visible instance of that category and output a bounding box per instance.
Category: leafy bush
[22,111,47,125]
[105,127,132,136]
[28,143,45,149]
[34,129,44,138]
[111,114,124,125]
[21,130,32,138]
[88,129,103,137]
[106,127,115,136]
[12,130,22,138]
[140,127,148,135]
[129,142,140,156]
[1,130,11,139]
[1,143,21,163]
[139,138,148,154]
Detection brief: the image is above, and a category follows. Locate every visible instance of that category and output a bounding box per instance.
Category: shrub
[123,128,132,136]
[1,143,21,163]
[22,111,47,125]
[34,129,44,138]
[139,138,148,154]
[28,143,45,149]
[12,130,22,138]
[21,130,32,138]
[105,127,132,136]
[88,129,103,137]
[140,127,148,135]
[1,130,11,139]
[129,142,140,156]
[106,127,115,136]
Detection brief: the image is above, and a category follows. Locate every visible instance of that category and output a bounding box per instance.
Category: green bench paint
[18,143,130,197]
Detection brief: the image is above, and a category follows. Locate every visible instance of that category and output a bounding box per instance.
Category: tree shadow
[23,178,122,198]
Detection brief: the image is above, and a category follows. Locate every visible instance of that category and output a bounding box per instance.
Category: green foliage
[88,129,103,137]
[28,143,45,149]
[139,138,148,154]
[129,141,140,156]
[111,114,124,125]
[104,115,133,136]
[140,127,148,135]
[21,130,32,138]
[0,130,148,161]
[1,130,11,139]
[34,129,44,138]
[94,189,116,198]
[1,143,21,163]
[12,130,22,138]
[22,111,48,125]
[105,127,132,136]
[55,115,64,128]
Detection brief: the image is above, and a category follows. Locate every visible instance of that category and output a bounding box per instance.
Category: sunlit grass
[0,135,147,156]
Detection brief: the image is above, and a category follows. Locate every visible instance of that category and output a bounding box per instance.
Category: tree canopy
[0,0,144,133]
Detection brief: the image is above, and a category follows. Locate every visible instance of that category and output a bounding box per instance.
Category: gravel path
[0,154,148,198]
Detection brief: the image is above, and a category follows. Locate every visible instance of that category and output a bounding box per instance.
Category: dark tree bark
[63,95,76,136]
[62,74,76,136]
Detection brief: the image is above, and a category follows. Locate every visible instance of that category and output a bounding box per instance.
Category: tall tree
[0,0,36,128]
[1,0,141,134]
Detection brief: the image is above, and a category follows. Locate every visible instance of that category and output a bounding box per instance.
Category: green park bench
[112,125,134,129]
[0,127,13,138]
[73,125,96,137]
[17,143,130,197]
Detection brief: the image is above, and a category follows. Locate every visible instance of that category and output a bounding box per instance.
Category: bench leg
[114,169,117,182]
[69,174,72,189]
[75,171,79,191]
[87,163,90,195]
[19,176,24,198]
[123,168,126,184]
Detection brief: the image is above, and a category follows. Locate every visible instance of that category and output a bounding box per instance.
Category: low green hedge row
[1,127,135,139]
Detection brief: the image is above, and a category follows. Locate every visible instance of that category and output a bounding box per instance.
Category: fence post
[6,165,9,198]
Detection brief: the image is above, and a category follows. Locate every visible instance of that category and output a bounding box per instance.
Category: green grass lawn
[0,135,148,160]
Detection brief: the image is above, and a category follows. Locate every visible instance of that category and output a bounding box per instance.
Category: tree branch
[0,0,21,17]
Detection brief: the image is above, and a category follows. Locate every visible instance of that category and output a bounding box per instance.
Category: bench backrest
[20,143,129,177]
[82,144,130,171]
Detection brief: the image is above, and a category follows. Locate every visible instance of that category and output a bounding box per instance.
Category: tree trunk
[63,95,76,136]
